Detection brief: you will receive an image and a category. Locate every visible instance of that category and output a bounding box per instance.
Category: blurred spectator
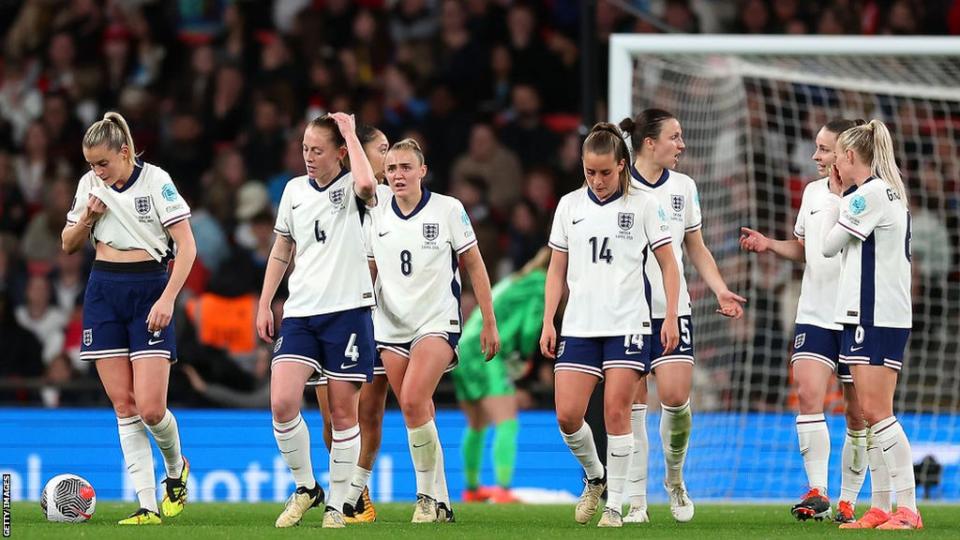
[234,182,270,249]
[0,291,44,402]
[156,110,212,204]
[505,3,565,111]
[381,64,428,141]
[451,122,524,208]
[523,167,558,214]
[451,174,502,278]
[242,97,288,181]
[15,274,67,366]
[435,0,489,110]
[734,0,773,34]
[207,64,247,145]
[41,91,84,168]
[663,0,701,33]
[418,83,472,191]
[505,198,546,273]
[0,149,29,236]
[499,84,561,170]
[267,136,307,207]
[50,250,85,314]
[21,178,72,266]
[482,43,514,114]
[14,121,71,208]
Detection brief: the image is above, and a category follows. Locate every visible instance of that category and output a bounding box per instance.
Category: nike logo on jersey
[292,203,302,210]
[572,218,585,225]
[413,442,431,448]
[850,345,864,352]
[610,452,630,458]
[624,350,644,355]
[340,362,358,370]
[378,231,390,237]
[810,210,822,215]
[679,346,692,352]
[147,338,164,345]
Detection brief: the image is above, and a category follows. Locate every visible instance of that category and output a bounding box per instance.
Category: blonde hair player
[310,123,390,523]
[367,137,500,523]
[257,113,378,529]
[62,111,197,525]
[541,122,681,528]
[740,119,870,523]
[618,109,746,523]
[821,119,919,530]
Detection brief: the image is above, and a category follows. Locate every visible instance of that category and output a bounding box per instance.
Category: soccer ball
[40,474,96,523]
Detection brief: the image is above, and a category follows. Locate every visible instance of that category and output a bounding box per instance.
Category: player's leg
[97,357,161,524]
[343,373,389,522]
[481,394,519,503]
[555,369,603,524]
[654,361,695,522]
[625,372,650,522]
[313,383,333,451]
[598,367,640,527]
[790,359,833,520]
[458,399,489,501]
[836,374,868,524]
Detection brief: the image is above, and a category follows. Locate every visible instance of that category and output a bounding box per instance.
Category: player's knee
[603,406,631,433]
[556,410,582,435]
[111,397,138,419]
[845,410,866,431]
[796,385,825,414]
[658,391,688,408]
[271,394,301,423]
[139,405,166,426]
[399,394,430,422]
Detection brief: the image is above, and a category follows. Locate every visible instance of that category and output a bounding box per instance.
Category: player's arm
[146,219,197,333]
[684,229,746,318]
[739,227,805,262]
[460,245,500,360]
[257,234,294,343]
[652,243,680,353]
[62,193,103,253]
[539,249,567,359]
[331,112,376,203]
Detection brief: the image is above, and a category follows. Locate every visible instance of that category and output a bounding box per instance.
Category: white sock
[145,409,184,479]
[796,413,830,493]
[407,420,439,498]
[273,413,317,490]
[606,433,634,512]
[330,425,361,511]
[560,422,605,480]
[434,436,451,506]
[840,428,868,504]
[660,401,692,486]
[628,404,648,509]
[866,429,892,512]
[117,416,158,513]
[871,416,917,512]
[345,466,372,507]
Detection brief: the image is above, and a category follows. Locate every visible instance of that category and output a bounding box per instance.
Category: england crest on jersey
[618,212,635,231]
[671,194,684,212]
[134,197,151,215]
[794,332,806,349]
[83,329,93,346]
[423,223,440,241]
[329,188,345,208]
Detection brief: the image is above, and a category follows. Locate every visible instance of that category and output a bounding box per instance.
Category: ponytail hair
[83,111,137,163]
[388,138,426,167]
[619,108,677,154]
[356,123,384,146]
[582,122,631,196]
[836,119,906,204]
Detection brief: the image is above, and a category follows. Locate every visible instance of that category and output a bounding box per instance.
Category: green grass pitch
[11,502,960,539]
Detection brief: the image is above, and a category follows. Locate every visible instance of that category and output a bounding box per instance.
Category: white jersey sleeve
[274,185,293,237]
[548,197,569,252]
[839,186,884,241]
[66,173,94,225]
[794,185,808,239]
[644,197,672,250]
[448,199,478,254]
[685,180,702,232]
[151,171,191,227]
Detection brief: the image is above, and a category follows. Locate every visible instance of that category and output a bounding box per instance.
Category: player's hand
[739,227,769,253]
[661,316,679,354]
[828,164,844,196]
[146,296,174,333]
[716,289,747,319]
[256,303,275,343]
[539,324,557,359]
[84,195,107,223]
[330,112,356,137]
[481,320,500,361]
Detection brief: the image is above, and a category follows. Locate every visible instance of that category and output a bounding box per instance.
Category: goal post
[608,34,960,501]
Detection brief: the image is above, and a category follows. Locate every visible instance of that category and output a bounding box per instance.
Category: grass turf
[11,502,959,539]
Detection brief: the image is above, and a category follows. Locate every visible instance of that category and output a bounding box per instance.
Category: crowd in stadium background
[0,0,958,410]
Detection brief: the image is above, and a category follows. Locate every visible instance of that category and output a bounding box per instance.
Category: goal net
[609,35,960,502]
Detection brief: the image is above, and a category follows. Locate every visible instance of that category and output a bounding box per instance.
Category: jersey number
[343,333,359,366]
[680,318,692,347]
[400,250,413,276]
[314,221,326,243]
[904,214,912,262]
[589,237,613,264]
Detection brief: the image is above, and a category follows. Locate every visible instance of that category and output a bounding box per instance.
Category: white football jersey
[367,189,476,342]
[834,178,912,328]
[630,167,702,318]
[548,186,671,337]
[66,162,191,255]
[793,178,842,330]
[274,171,375,318]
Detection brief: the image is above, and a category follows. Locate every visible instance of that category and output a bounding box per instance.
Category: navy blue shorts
[791,324,852,383]
[79,262,176,363]
[650,316,696,372]
[378,332,460,373]
[309,351,385,387]
[554,334,651,379]
[273,307,376,384]
[839,324,910,373]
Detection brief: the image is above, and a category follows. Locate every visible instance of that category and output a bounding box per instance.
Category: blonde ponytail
[83,111,138,164]
[868,119,907,204]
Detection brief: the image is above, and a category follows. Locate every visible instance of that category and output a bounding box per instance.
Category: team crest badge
[83,329,93,347]
[557,340,566,358]
[329,188,344,207]
[274,336,284,354]
[618,212,635,231]
[134,197,151,215]
[672,194,685,212]
[794,333,806,350]
[423,223,439,241]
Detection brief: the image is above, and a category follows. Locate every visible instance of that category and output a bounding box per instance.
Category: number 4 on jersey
[315,221,326,243]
